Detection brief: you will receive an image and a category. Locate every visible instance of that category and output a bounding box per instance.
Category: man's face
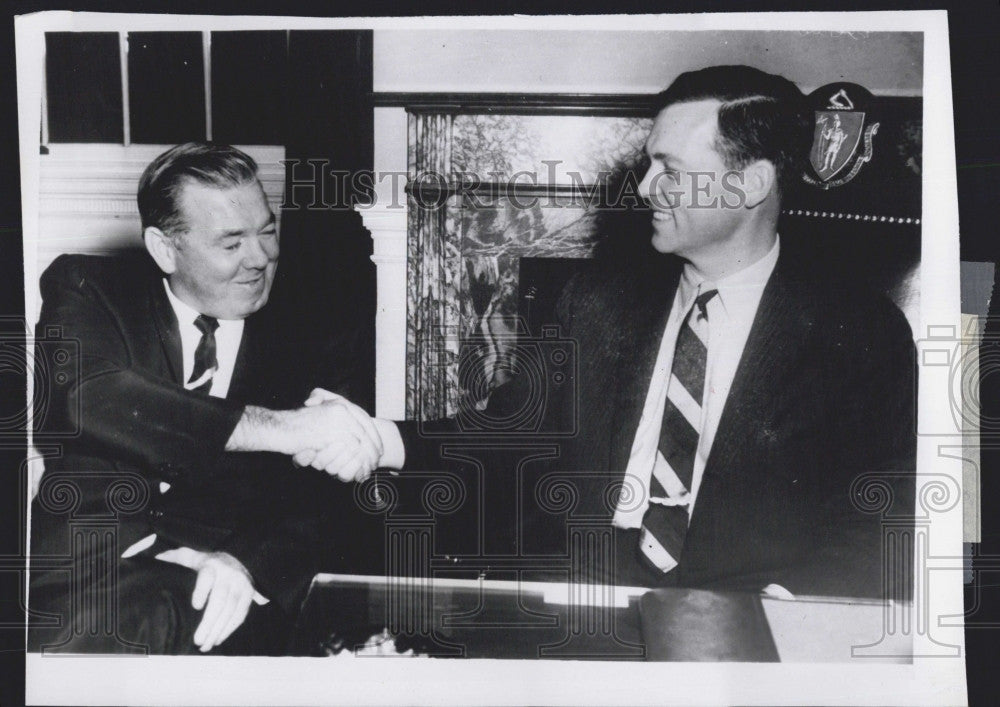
[638,99,746,261]
[166,179,279,320]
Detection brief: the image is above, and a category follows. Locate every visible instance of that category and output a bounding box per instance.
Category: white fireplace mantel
[355,203,408,419]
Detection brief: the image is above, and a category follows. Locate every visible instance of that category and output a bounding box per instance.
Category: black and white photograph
[12,9,969,705]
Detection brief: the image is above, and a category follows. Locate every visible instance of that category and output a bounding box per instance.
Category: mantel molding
[39,148,286,220]
[355,203,407,265]
[374,92,659,116]
[355,203,408,419]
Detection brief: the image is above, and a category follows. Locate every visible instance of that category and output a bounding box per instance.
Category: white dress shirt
[613,236,780,529]
[162,279,244,399]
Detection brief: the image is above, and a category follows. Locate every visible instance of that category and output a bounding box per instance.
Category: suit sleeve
[219,466,390,614]
[830,295,917,597]
[36,255,245,480]
[388,276,584,559]
[218,510,319,615]
[395,272,581,469]
[769,295,917,599]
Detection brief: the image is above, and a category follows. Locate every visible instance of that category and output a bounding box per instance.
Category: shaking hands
[227,388,402,482]
[290,388,383,481]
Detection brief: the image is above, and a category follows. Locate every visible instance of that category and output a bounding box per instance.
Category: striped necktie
[639,287,718,573]
[187,314,219,394]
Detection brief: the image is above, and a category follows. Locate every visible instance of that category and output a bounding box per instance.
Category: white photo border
[16,9,965,706]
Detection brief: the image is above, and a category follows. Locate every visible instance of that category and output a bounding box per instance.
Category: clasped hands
[287,388,384,482]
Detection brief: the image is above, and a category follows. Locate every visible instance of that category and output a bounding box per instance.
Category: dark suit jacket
[31,252,377,614]
[398,239,916,598]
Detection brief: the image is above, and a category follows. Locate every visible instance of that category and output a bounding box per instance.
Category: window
[43,30,288,146]
[45,32,123,142]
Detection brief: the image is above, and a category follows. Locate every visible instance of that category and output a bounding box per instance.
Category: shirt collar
[678,234,780,320]
[161,279,243,330]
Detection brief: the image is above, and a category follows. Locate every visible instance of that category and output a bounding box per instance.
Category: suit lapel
[149,276,184,385]
[702,251,818,483]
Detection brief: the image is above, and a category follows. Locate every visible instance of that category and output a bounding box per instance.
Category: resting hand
[290,389,383,481]
[155,549,257,653]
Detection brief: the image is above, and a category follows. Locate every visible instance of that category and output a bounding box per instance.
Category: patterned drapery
[406,112,462,419]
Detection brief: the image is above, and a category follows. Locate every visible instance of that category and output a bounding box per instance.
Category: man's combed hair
[137,142,259,233]
[655,65,812,196]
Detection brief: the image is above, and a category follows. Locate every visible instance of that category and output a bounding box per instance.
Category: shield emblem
[803,83,880,189]
[810,110,865,180]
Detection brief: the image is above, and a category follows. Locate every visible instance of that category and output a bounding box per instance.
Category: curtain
[406,112,461,419]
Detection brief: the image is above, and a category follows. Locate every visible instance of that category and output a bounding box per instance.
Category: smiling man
[29,143,382,655]
[317,65,918,599]
[590,66,915,590]
[144,178,279,321]
[640,97,782,279]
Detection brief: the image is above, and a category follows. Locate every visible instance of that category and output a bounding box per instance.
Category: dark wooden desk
[290,574,912,662]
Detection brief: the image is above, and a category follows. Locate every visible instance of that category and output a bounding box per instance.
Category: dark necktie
[188,314,219,394]
[639,287,718,572]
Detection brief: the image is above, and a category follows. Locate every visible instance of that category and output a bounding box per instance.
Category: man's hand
[291,389,383,481]
[155,548,258,653]
[226,392,384,482]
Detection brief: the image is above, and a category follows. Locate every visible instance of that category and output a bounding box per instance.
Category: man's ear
[742,160,777,209]
[143,227,178,275]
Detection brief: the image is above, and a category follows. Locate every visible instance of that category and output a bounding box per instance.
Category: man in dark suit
[307,65,916,599]
[28,143,383,654]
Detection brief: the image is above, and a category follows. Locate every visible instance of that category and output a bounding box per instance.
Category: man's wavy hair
[137,142,259,234]
[654,65,812,197]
